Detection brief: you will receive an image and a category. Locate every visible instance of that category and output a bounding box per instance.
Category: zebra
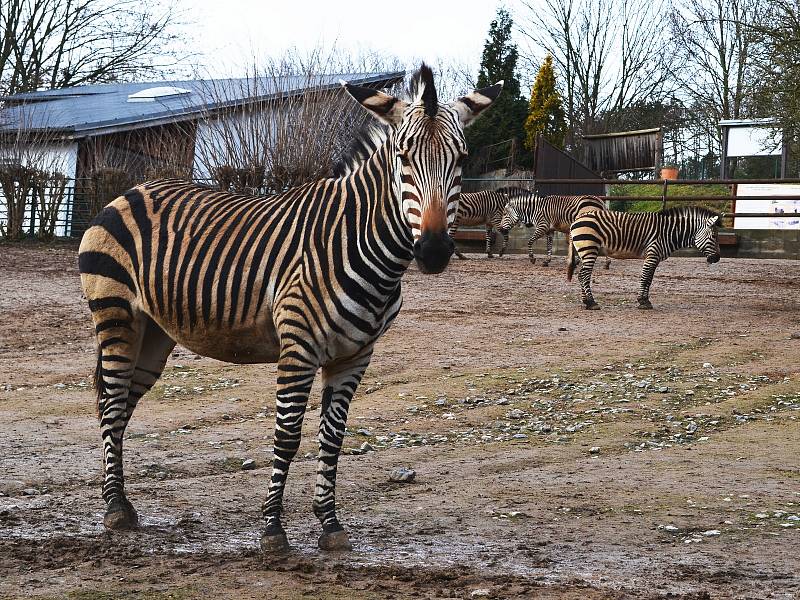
[78,65,502,553]
[498,190,611,268]
[567,206,721,310]
[447,190,509,259]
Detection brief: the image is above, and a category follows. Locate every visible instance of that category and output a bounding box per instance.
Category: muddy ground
[0,242,798,600]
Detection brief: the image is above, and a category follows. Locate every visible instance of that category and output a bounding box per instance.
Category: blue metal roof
[0,71,405,138]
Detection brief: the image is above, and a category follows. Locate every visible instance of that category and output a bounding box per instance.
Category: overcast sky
[189,0,519,81]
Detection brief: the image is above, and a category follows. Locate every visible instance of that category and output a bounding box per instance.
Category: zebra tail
[566,239,576,281]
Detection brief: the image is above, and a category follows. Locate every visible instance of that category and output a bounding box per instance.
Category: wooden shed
[582,128,663,175]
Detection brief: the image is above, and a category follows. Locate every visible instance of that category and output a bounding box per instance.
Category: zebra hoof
[103,500,138,530]
[584,303,601,311]
[541,261,550,267]
[260,530,290,554]
[318,530,352,551]
[529,258,536,264]
[638,301,653,310]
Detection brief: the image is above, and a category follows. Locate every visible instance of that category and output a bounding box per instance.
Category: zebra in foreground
[498,190,611,269]
[447,190,509,258]
[567,206,721,310]
[78,65,502,553]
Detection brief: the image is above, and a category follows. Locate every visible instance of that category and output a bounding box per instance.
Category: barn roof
[0,71,405,139]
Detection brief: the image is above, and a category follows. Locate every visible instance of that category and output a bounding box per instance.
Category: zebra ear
[709,215,721,227]
[342,82,408,127]
[450,81,504,127]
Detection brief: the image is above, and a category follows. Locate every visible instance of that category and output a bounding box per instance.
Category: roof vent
[127,86,191,103]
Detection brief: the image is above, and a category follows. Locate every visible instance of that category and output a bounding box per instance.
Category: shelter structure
[534,135,603,197]
[0,70,404,236]
[0,71,404,181]
[582,128,663,176]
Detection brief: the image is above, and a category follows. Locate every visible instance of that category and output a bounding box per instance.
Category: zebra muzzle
[413,231,455,274]
[707,254,720,264]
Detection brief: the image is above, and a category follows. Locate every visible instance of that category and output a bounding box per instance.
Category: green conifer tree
[466,8,530,172]
[524,54,567,151]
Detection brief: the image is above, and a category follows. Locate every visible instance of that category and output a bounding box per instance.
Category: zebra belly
[605,249,642,259]
[153,312,281,364]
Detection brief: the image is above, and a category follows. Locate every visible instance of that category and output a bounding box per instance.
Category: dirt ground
[0,241,798,600]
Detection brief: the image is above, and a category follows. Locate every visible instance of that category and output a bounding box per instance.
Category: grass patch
[610,183,733,215]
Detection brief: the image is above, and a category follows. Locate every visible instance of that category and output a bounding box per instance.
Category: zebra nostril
[413,240,422,256]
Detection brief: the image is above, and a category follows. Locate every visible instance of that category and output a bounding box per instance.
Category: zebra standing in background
[448,190,509,258]
[498,190,611,268]
[78,65,502,553]
[567,206,721,310]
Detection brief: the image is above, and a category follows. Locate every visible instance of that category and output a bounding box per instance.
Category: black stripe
[79,252,136,293]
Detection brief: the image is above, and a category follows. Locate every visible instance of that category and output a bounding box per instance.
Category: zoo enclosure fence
[462,176,800,224]
[1,176,800,241]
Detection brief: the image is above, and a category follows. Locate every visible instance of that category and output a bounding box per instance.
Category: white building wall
[0,141,79,237]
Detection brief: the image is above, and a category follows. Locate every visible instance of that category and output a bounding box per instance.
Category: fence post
[661,178,668,210]
[29,184,36,237]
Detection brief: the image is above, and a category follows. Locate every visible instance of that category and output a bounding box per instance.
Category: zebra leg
[578,251,600,310]
[542,233,554,267]
[448,224,467,260]
[498,229,510,257]
[528,225,547,264]
[314,348,373,551]
[637,255,660,309]
[104,318,176,529]
[527,228,536,263]
[93,306,145,530]
[486,226,495,258]
[260,346,317,553]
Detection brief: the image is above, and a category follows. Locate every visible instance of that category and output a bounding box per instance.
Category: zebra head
[695,213,722,263]
[344,65,502,273]
[499,201,520,233]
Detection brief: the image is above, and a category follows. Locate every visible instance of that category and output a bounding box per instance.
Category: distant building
[0,71,404,236]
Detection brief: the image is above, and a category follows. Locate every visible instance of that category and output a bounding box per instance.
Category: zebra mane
[332,123,389,178]
[332,64,440,178]
[496,186,534,199]
[409,63,438,118]
[659,205,721,220]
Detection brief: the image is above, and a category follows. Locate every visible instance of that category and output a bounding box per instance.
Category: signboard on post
[734,184,800,230]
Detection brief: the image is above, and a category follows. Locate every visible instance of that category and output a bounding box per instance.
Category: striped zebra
[567,206,721,310]
[78,65,502,553]
[448,190,509,259]
[498,190,610,268]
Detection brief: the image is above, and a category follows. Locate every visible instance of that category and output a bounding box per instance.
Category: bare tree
[669,0,765,153]
[193,49,403,194]
[0,0,186,96]
[752,0,800,144]
[517,0,676,145]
